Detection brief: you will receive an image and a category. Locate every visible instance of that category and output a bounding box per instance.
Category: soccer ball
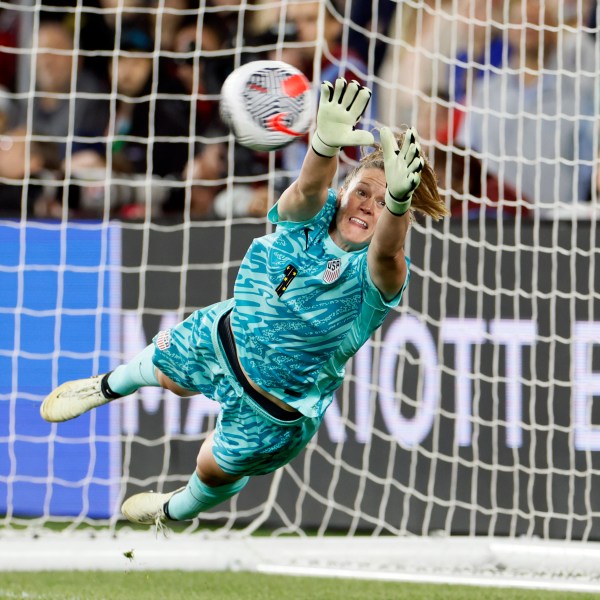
[219,60,315,152]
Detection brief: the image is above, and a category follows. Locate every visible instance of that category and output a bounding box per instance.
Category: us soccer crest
[323,259,342,284]
[156,329,171,350]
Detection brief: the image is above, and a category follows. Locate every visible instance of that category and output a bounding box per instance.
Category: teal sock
[106,344,159,396]
[166,472,249,521]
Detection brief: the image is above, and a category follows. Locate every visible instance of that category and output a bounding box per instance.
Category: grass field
[0,572,596,600]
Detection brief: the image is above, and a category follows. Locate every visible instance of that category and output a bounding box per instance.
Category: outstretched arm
[277,78,374,222]
[368,127,424,300]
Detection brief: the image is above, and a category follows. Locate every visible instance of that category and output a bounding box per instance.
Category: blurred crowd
[0,0,598,221]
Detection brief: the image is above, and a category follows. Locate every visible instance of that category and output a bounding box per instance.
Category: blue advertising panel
[0,221,121,519]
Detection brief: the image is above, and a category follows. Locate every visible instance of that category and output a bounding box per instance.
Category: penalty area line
[256,564,600,594]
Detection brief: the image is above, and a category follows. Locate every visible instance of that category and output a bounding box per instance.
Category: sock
[106,344,159,397]
[165,471,249,521]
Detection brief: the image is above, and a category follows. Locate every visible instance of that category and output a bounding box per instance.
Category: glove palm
[311,78,375,157]
[380,126,424,216]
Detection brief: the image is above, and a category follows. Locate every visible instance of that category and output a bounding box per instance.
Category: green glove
[380,126,424,216]
[311,78,375,158]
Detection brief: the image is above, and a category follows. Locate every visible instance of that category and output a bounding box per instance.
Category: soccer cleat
[40,374,118,422]
[121,489,183,527]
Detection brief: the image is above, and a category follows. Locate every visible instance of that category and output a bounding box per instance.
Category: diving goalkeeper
[41,77,448,526]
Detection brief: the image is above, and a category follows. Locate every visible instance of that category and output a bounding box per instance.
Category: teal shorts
[151,300,322,477]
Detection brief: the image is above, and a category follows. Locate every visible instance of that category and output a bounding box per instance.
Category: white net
[2,0,600,587]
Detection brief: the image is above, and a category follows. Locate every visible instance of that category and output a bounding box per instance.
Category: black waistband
[217,310,302,422]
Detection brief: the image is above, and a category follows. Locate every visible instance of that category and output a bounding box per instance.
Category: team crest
[323,259,342,284]
[156,329,171,350]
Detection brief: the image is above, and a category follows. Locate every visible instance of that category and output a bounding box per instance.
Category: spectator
[171,15,224,135]
[170,8,292,219]
[377,0,505,145]
[377,0,453,135]
[109,25,191,179]
[206,15,306,219]
[203,0,252,86]
[157,0,190,52]
[347,0,396,74]
[77,0,152,80]
[169,16,258,219]
[205,0,293,73]
[283,0,370,178]
[286,0,367,85]
[456,0,598,217]
[16,20,109,166]
[245,14,305,71]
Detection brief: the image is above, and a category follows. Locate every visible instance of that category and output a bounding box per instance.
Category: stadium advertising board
[3,220,599,539]
[120,222,600,538]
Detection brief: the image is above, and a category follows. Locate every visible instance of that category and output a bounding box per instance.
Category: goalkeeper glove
[380,126,424,217]
[311,77,375,158]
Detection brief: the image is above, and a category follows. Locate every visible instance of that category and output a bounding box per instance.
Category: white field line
[257,565,600,595]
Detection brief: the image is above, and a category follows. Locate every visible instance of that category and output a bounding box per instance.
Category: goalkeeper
[41,77,448,526]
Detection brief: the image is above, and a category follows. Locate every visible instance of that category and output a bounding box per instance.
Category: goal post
[1,0,600,589]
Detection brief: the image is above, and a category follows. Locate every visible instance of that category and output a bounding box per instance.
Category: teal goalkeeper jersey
[230,189,409,418]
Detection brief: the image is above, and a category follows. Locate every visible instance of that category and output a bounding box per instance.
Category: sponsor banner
[5,218,599,537]
[120,221,600,538]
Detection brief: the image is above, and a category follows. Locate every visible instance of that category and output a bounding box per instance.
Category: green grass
[0,572,596,600]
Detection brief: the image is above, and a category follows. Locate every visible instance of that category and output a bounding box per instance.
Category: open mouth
[349,217,368,230]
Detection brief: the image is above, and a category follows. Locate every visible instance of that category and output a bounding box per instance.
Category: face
[288,2,319,42]
[36,24,74,93]
[174,23,221,55]
[173,23,221,92]
[287,1,342,60]
[112,55,152,97]
[330,168,387,252]
[508,0,558,57]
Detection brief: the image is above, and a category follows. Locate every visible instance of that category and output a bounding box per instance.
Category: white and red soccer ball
[220,60,315,152]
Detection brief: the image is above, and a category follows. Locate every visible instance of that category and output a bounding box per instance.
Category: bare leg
[155,369,198,398]
[196,431,243,485]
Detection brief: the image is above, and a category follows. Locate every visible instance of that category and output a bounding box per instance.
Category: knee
[196,442,241,486]
[156,369,169,389]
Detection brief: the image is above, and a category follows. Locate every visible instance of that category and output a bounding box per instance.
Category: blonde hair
[342,132,449,221]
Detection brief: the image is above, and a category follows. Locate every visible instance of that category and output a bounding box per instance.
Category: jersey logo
[323,259,342,284]
[303,227,310,250]
[276,264,298,297]
[156,329,171,350]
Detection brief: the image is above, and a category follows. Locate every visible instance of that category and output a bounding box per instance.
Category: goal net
[2,0,600,588]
